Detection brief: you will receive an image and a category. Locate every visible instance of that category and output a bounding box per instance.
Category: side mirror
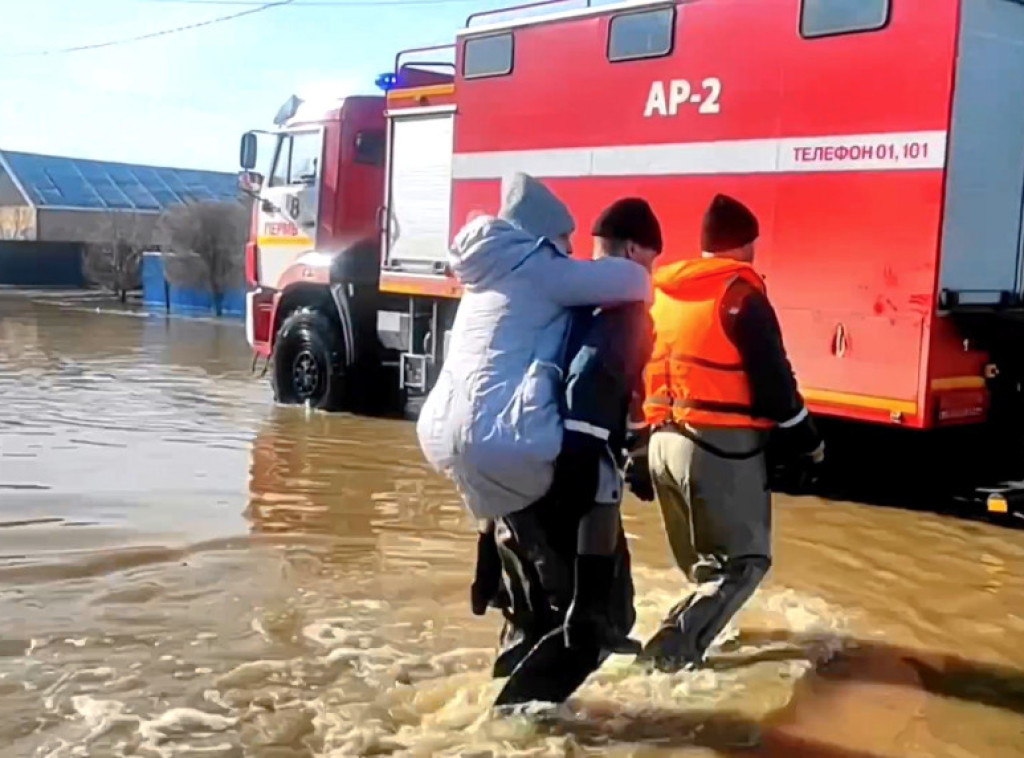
[239,131,258,170]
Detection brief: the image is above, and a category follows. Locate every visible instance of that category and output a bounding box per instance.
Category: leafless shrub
[83,212,155,303]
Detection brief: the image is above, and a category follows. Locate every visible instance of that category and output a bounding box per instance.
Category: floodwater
[2,289,1024,758]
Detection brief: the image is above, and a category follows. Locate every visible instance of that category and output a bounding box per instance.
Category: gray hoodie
[416,174,651,520]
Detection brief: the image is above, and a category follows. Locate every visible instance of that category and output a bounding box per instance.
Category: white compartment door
[385,111,455,271]
[940,0,1024,305]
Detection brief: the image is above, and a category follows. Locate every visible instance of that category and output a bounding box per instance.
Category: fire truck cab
[239,94,392,411]
[239,62,455,412]
[375,0,1024,441]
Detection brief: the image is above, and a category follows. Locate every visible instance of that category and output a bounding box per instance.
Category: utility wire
[5,0,487,57]
[4,0,295,58]
[133,0,480,5]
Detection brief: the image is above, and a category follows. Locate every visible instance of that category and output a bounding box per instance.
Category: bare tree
[161,201,249,316]
[83,212,155,303]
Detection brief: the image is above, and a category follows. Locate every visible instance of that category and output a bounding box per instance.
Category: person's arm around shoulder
[525,247,652,308]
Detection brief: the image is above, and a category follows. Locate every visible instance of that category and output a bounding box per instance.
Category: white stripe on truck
[452,130,947,180]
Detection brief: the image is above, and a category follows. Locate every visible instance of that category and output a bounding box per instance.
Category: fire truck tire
[271,307,348,412]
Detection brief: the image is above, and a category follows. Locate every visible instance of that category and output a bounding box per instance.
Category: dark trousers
[648,428,771,661]
[491,490,636,677]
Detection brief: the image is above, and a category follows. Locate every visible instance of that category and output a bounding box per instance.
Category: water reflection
[246,408,471,578]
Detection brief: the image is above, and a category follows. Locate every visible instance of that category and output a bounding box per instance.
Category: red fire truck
[242,0,1024,499]
[238,67,447,412]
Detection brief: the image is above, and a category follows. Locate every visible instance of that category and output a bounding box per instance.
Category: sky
[0,0,522,172]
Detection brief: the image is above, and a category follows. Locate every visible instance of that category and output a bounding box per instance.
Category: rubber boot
[563,554,642,655]
[636,595,704,672]
[638,556,769,672]
[471,527,503,616]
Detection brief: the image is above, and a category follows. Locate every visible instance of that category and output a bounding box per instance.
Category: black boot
[471,527,503,616]
[564,555,641,655]
[636,595,704,672]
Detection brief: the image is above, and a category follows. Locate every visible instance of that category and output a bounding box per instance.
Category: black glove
[470,527,503,616]
[770,438,825,494]
[624,452,655,502]
[791,441,825,492]
[623,427,654,502]
[768,409,824,492]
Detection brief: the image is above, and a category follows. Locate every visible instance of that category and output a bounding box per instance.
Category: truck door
[258,128,323,288]
[383,109,456,274]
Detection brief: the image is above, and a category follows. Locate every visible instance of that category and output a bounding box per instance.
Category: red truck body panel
[444,0,985,429]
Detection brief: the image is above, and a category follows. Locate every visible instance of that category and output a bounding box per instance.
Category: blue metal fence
[0,242,86,287]
[141,252,244,318]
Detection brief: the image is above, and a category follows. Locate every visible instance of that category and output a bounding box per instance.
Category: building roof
[0,150,239,213]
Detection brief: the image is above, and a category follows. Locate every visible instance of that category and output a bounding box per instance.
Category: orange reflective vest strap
[643,258,774,430]
[643,394,774,429]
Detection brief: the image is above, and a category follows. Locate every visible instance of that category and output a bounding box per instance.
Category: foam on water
[137,707,237,741]
[301,577,850,756]
[37,698,239,758]
[21,574,852,756]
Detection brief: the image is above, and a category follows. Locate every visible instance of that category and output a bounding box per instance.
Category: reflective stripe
[564,419,611,441]
[778,406,809,429]
[674,399,756,415]
[643,393,773,428]
[626,419,649,431]
[667,354,745,372]
[645,395,756,416]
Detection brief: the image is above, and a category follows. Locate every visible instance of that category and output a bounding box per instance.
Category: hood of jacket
[497,172,576,242]
[653,257,762,299]
[449,215,551,290]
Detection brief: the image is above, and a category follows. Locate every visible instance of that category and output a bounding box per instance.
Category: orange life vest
[643,257,774,430]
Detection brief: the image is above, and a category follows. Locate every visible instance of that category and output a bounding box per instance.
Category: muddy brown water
[2,289,1024,757]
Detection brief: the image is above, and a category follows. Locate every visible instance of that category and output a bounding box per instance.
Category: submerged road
[1,289,1023,757]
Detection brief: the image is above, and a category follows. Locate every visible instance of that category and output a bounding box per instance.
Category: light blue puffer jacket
[416,214,651,520]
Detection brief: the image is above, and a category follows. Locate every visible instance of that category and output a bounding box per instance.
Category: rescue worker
[487,199,663,704]
[557,198,661,654]
[635,194,824,672]
[416,173,651,631]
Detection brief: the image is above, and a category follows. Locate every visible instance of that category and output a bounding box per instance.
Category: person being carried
[635,194,824,672]
[415,174,652,639]
[485,199,663,706]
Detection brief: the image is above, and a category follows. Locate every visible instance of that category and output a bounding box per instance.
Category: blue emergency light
[375,73,398,92]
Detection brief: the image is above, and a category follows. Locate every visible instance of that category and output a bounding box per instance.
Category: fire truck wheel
[272,307,347,411]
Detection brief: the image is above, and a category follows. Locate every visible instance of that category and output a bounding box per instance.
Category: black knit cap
[591,197,663,254]
[701,194,759,253]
